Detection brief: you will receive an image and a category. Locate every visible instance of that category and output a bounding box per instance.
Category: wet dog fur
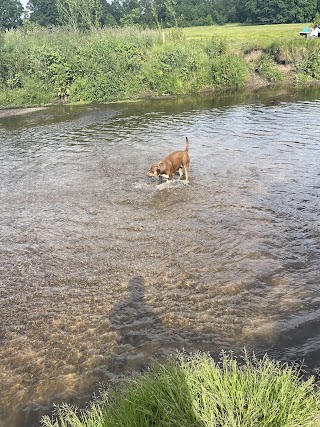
[147,137,190,183]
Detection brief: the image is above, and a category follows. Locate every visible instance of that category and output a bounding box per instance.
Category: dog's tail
[185,136,189,152]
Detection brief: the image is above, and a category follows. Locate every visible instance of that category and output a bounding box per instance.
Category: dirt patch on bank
[244,49,269,90]
[246,72,270,90]
[0,107,47,119]
[244,49,263,63]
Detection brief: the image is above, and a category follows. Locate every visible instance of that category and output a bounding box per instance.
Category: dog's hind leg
[184,162,190,183]
[178,167,184,179]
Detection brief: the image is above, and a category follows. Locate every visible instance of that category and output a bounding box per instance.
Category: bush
[67,29,150,101]
[300,51,320,79]
[0,77,52,106]
[41,351,320,427]
[211,53,249,88]
[141,41,212,95]
[257,54,284,82]
[28,46,74,99]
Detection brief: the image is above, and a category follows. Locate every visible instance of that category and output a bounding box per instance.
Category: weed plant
[257,54,285,82]
[41,351,320,427]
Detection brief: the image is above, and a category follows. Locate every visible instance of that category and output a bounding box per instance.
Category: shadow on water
[4,274,216,427]
[108,275,166,374]
[106,272,224,376]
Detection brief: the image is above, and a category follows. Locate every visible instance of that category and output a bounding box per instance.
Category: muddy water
[1,87,320,426]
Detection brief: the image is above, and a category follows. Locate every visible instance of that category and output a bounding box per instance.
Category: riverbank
[1,24,320,109]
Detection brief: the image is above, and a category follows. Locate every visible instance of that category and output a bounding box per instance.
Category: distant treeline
[2,0,320,31]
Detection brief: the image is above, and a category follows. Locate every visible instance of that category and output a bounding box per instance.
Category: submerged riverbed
[1,87,320,427]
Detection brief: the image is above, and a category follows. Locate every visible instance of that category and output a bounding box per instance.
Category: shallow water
[1,87,320,426]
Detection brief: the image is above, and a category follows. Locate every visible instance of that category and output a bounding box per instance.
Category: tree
[120,0,143,25]
[244,0,317,24]
[100,0,118,26]
[292,0,317,23]
[0,0,23,29]
[108,0,123,25]
[57,0,103,30]
[28,0,59,26]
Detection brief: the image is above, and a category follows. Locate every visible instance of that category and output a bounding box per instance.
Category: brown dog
[147,137,190,183]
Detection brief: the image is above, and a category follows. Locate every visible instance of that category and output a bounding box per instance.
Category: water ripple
[1,91,320,427]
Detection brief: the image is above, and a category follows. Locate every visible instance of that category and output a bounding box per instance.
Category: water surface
[1,87,320,426]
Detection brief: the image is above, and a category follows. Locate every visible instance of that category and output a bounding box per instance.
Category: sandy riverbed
[0,107,47,119]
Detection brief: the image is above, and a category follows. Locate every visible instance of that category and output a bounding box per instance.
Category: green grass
[180,23,310,44]
[41,351,320,427]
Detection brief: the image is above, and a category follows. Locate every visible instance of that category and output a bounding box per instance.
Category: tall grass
[41,351,320,427]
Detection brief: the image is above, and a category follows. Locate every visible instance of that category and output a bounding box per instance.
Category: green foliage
[256,54,284,82]
[244,0,317,24]
[313,11,320,27]
[4,0,320,31]
[300,50,320,79]
[0,0,23,30]
[211,52,248,88]
[266,39,312,65]
[3,24,320,107]
[28,0,59,27]
[264,38,320,82]
[5,72,23,89]
[57,0,103,31]
[67,29,150,101]
[41,351,320,427]
[27,45,74,99]
[142,44,191,94]
[0,77,52,106]
[205,37,228,58]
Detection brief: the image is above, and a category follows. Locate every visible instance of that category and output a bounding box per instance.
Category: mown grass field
[179,22,310,46]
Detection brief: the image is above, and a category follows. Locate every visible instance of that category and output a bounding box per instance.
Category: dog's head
[147,163,161,177]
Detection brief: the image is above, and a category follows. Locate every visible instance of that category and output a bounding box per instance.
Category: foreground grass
[41,351,320,427]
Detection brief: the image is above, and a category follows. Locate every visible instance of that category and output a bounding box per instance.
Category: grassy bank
[1,23,320,108]
[41,351,320,427]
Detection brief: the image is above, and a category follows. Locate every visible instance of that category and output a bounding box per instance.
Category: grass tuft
[41,351,320,427]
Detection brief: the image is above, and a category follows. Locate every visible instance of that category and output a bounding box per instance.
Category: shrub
[28,46,74,99]
[205,37,228,58]
[300,51,320,79]
[66,30,149,101]
[211,53,249,88]
[0,77,52,106]
[3,24,320,107]
[141,42,213,95]
[257,54,284,82]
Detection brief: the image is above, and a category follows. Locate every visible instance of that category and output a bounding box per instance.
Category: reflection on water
[1,87,320,427]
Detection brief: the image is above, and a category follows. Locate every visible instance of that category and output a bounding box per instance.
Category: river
[1,86,320,426]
